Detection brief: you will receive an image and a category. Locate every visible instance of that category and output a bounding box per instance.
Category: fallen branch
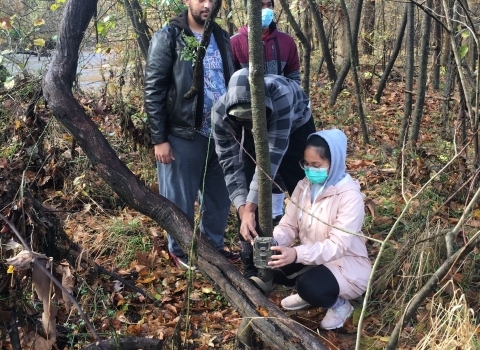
[445,185,480,256]
[82,337,163,350]
[8,306,21,350]
[63,245,158,303]
[403,89,460,102]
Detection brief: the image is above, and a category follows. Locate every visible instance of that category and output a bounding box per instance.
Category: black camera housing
[253,237,279,269]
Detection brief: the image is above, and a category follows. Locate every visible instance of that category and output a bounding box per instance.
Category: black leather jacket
[145,11,234,144]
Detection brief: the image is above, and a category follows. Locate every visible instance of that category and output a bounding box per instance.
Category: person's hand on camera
[269,246,297,267]
[238,203,258,243]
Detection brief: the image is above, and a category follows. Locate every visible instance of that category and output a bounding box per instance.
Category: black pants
[239,117,316,242]
[273,263,340,308]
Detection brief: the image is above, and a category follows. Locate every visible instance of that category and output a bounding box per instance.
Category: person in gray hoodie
[212,68,316,277]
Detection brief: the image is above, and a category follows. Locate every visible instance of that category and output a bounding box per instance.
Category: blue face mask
[261,8,274,28]
[305,167,328,184]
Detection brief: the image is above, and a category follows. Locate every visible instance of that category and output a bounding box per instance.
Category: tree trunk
[339,0,369,144]
[225,0,234,36]
[431,0,442,90]
[300,0,312,95]
[441,49,456,140]
[123,0,151,60]
[397,1,414,147]
[439,0,454,67]
[42,1,328,349]
[307,0,337,82]
[303,0,312,64]
[459,75,467,147]
[246,4,272,235]
[276,0,312,96]
[247,0,275,315]
[410,0,433,146]
[362,0,375,55]
[442,0,480,165]
[329,0,363,107]
[456,0,480,165]
[379,0,387,70]
[329,59,351,107]
[374,4,407,103]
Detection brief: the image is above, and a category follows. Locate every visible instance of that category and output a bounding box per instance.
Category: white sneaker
[281,293,310,310]
[320,300,354,330]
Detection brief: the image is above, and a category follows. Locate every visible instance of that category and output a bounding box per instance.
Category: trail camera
[253,237,278,269]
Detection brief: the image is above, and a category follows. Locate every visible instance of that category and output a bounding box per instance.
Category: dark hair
[306,135,331,163]
[244,0,274,9]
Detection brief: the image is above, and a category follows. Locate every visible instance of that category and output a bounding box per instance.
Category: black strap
[273,37,282,75]
[284,265,314,279]
[212,25,232,86]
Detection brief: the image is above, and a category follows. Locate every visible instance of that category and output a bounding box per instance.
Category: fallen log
[82,337,163,350]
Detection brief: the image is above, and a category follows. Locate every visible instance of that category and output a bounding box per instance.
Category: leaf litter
[1,72,479,349]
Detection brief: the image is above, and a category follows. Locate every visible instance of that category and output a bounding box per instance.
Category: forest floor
[1,74,479,350]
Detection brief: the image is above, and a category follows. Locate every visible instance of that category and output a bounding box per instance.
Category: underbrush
[1,74,479,349]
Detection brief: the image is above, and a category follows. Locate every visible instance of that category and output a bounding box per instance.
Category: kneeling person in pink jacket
[268,129,372,330]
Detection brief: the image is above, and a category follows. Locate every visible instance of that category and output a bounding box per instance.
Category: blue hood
[307,129,347,188]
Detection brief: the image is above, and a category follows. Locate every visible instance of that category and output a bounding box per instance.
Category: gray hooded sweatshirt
[212,68,312,209]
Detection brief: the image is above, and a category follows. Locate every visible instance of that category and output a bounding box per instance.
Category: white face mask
[261,8,274,28]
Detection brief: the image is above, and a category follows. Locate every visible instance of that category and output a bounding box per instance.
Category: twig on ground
[58,244,158,304]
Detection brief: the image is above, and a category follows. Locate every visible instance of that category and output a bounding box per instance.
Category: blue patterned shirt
[193,32,227,137]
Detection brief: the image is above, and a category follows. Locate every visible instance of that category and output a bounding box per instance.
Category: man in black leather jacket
[144,0,238,268]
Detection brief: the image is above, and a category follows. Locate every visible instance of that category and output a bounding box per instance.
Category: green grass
[104,218,153,267]
[224,209,240,251]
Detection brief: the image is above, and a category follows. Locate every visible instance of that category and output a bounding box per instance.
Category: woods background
[0,0,480,349]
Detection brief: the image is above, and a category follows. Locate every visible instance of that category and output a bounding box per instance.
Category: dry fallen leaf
[6,250,34,270]
[164,303,177,315]
[127,324,142,336]
[23,332,55,350]
[32,260,57,343]
[256,306,269,317]
[364,198,376,219]
[466,219,480,228]
[0,157,8,169]
[201,286,213,294]
[56,261,74,313]
[136,276,155,284]
[113,280,124,292]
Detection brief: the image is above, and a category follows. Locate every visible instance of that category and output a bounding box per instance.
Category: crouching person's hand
[268,246,297,268]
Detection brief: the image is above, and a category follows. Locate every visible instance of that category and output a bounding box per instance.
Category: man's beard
[191,10,208,26]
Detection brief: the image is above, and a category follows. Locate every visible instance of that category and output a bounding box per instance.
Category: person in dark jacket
[231,0,301,84]
[144,0,239,268]
[212,68,316,278]
[231,0,301,225]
